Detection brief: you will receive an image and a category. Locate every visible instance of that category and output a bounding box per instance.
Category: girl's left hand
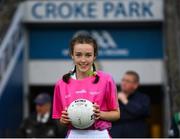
[93,103,101,120]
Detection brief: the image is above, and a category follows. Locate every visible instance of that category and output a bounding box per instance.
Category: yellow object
[151,124,161,138]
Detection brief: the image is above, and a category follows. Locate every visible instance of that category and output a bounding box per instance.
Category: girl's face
[71,43,96,73]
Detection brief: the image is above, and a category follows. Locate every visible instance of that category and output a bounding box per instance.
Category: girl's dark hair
[69,32,98,56]
[62,32,99,84]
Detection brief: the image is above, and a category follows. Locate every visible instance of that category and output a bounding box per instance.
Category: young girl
[52,33,120,138]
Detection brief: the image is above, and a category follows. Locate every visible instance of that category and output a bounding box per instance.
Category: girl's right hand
[60,108,71,125]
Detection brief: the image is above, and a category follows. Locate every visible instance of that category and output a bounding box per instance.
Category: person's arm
[118,105,132,120]
[96,75,120,122]
[52,82,71,127]
[119,93,150,118]
[93,103,120,121]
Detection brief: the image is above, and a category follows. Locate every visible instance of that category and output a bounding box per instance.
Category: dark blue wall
[29,26,163,60]
[0,51,23,137]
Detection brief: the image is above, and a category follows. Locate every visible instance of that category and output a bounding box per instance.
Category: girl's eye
[86,54,92,57]
[75,53,82,57]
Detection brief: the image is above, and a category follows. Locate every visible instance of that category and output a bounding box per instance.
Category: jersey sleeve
[106,76,119,110]
[52,81,63,119]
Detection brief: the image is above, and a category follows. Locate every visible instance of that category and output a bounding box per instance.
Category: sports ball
[67,99,95,129]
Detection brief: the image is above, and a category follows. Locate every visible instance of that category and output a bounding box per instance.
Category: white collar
[71,72,77,79]
[70,66,94,80]
[37,112,50,123]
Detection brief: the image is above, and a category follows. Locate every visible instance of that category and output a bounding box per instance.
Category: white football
[67,99,95,129]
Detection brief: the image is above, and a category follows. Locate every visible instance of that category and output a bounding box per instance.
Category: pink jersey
[52,71,119,130]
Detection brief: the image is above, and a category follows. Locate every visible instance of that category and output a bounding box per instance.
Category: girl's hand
[93,103,101,120]
[60,108,71,125]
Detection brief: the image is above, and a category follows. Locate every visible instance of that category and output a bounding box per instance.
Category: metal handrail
[0,3,24,97]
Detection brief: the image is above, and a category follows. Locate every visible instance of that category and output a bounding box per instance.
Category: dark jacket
[168,116,179,138]
[17,113,67,138]
[110,91,150,138]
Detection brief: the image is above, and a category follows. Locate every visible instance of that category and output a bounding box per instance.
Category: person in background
[17,93,67,138]
[110,71,150,138]
[168,114,179,138]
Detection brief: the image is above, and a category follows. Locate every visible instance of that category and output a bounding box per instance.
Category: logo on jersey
[75,89,87,94]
